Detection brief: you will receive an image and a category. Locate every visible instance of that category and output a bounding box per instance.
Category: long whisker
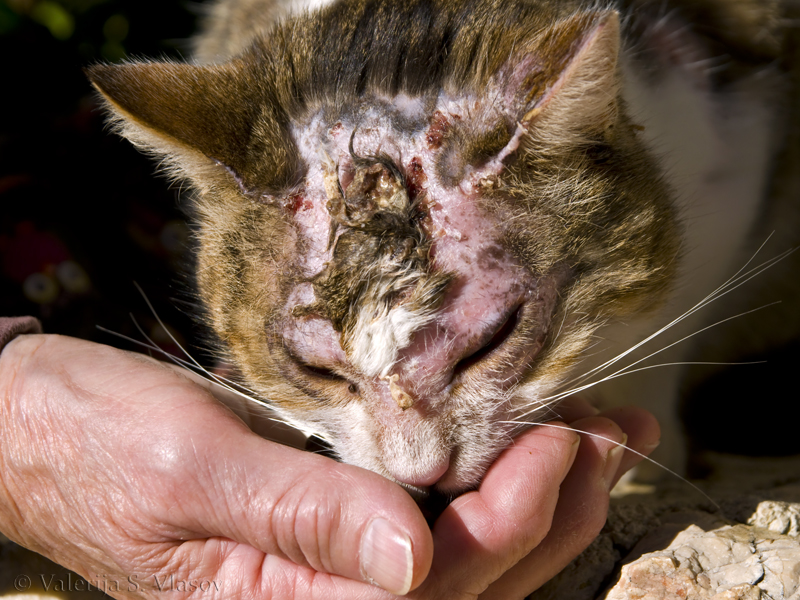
[101,322,325,440]
[553,247,793,395]
[124,316,262,396]
[97,284,312,433]
[511,244,794,420]
[97,324,275,411]
[722,231,774,284]
[127,309,269,405]
[132,282,218,380]
[516,359,767,415]
[583,359,765,380]
[522,302,780,416]
[502,420,720,510]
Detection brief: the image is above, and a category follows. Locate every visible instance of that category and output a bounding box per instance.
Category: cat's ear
[86,61,300,196]
[514,10,621,139]
[439,11,620,187]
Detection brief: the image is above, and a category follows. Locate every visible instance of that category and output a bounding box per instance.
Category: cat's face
[87,0,679,496]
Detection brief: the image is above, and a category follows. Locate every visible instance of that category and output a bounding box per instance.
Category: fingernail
[642,439,661,455]
[602,433,627,491]
[360,518,413,595]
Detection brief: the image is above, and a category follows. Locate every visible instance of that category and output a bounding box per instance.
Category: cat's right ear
[86,61,300,197]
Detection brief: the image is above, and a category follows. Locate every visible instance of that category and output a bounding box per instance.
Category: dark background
[0,0,206,360]
[0,1,206,591]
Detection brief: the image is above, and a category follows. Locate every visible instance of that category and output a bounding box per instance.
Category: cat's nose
[388,301,522,401]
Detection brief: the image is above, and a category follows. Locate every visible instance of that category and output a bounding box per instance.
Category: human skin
[0,334,659,599]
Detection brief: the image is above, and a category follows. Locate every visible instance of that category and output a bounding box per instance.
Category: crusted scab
[286,192,313,213]
[351,162,408,214]
[324,158,410,228]
[329,121,344,136]
[406,157,427,200]
[426,110,451,149]
[479,175,499,189]
[385,373,415,410]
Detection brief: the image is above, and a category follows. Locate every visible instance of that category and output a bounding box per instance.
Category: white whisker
[555,247,793,395]
[96,324,277,412]
[96,284,302,432]
[133,282,212,376]
[583,359,766,381]
[501,420,720,510]
[526,301,780,414]
[511,241,796,425]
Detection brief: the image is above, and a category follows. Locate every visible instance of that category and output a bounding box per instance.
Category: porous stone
[748,501,800,537]
[605,524,800,600]
[529,454,800,600]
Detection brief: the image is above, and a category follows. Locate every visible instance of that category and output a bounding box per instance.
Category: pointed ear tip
[84,63,115,88]
[582,10,620,56]
[598,10,621,35]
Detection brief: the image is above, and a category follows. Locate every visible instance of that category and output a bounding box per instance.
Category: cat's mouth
[401,484,455,525]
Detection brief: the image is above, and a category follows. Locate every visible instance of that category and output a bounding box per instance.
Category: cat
[86,0,800,499]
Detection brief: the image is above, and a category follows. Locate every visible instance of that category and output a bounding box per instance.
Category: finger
[480,410,656,598]
[135,402,433,596]
[553,394,600,422]
[597,406,661,482]
[162,537,407,600]
[413,422,579,597]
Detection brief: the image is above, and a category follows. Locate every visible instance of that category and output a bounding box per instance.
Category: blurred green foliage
[31,1,76,40]
[1,0,196,61]
[0,0,200,342]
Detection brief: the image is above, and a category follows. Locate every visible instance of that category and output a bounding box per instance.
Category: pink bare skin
[0,334,658,599]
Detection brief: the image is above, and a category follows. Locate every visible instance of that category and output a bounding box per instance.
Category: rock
[529,454,800,600]
[748,501,800,536]
[605,524,800,599]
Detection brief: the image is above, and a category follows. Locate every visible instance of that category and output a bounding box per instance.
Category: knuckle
[270,473,343,574]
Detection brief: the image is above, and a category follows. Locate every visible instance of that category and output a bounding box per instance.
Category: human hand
[0,334,657,599]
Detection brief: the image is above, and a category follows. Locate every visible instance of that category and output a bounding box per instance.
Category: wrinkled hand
[0,334,659,599]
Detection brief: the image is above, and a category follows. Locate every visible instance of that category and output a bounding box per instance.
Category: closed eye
[299,362,343,381]
[298,361,359,394]
[283,342,359,393]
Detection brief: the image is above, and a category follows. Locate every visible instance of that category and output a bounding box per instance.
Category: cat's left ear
[86,60,299,196]
[513,10,621,139]
[439,11,620,187]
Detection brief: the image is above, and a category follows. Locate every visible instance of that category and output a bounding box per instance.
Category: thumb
[144,402,433,596]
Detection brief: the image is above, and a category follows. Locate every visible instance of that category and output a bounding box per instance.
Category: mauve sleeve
[0,317,43,352]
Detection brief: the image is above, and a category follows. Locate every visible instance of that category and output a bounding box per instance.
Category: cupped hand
[0,334,658,599]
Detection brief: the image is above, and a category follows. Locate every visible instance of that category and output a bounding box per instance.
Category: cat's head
[87,0,679,497]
